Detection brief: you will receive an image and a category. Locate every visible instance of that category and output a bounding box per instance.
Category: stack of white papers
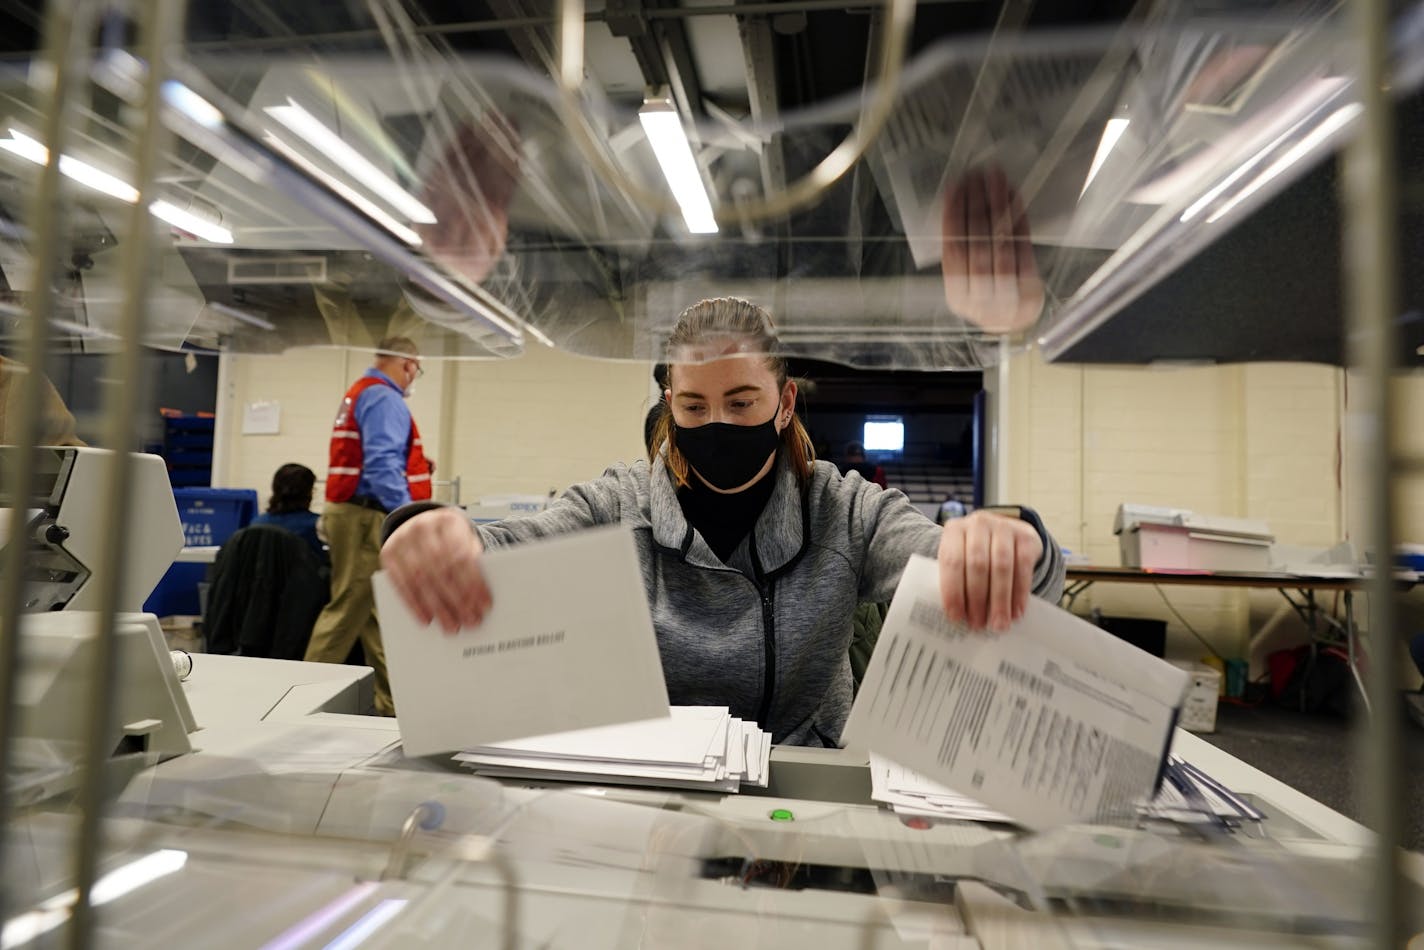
[845,556,1188,831]
[871,752,1263,830]
[869,754,1013,823]
[453,706,772,793]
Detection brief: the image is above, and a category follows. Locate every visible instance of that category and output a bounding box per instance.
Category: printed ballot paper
[843,555,1188,830]
[373,525,670,757]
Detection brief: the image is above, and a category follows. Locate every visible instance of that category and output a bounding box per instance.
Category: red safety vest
[325,375,433,505]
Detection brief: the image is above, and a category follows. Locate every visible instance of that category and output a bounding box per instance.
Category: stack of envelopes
[453,706,771,793]
[869,753,1014,823]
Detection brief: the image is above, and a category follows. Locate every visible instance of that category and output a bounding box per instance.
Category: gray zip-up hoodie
[463,456,1064,746]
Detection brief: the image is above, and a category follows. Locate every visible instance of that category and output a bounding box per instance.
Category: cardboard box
[1170,661,1222,733]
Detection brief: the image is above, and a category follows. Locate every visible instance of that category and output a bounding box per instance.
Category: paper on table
[373,525,670,757]
[468,705,731,766]
[843,555,1188,831]
[869,753,1012,823]
[452,708,772,792]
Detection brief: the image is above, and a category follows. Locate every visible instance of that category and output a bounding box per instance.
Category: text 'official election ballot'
[373,525,670,757]
[843,555,1189,830]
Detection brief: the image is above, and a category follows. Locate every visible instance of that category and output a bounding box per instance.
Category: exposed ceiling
[0,2,1419,369]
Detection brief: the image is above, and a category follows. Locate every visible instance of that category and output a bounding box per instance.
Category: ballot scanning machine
[0,447,184,613]
[1,448,195,807]
[4,652,1412,949]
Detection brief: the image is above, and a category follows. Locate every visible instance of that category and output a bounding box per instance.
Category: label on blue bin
[183,523,217,546]
[172,489,258,548]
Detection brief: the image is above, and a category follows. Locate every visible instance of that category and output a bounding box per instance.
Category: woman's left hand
[937,510,1042,632]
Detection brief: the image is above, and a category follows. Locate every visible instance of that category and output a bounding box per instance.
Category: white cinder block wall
[1000,348,1347,665]
[212,341,1422,682]
[442,344,653,499]
[1372,372,1424,688]
[1392,373,1424,554]
[213,344,654,509]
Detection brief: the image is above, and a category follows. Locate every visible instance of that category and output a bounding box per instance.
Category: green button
[769,808,795,822]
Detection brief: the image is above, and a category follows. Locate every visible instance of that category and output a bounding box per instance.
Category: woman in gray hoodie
[381,297,1065,745]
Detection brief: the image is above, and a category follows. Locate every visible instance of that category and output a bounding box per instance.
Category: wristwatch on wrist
[980,504,1047,545]
[978,505,1024,520]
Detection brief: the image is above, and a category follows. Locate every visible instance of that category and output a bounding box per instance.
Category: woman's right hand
[381,507,493,633]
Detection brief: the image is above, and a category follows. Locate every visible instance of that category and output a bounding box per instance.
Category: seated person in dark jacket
[251,463,328,565]
[205,525,329,659]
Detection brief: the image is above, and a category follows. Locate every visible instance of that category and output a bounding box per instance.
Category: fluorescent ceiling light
[1178,143,1276,223]
[1205,103,1363,225]
[521,321,556,348]
[1136,77,1349,208]
[264,99,436,225]
[0,129,49,165]
[1080,117,1129,197]
[207,301,276,331]
[50,318,120,341]
[151,200,233,244]
[0,130,236,242]
[638,101,718,234]
[262,131,422,246]
[161,80,225,130]
[0,129,139,203]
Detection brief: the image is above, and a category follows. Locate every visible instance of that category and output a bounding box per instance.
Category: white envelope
[374,525,670,756]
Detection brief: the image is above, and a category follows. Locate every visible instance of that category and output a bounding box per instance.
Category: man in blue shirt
[305,337,432,715]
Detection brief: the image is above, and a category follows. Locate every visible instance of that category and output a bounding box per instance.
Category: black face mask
[675,418,781,491]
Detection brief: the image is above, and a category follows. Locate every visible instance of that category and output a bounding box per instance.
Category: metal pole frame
[1341,0,1404,946]
[66,0,184,945]
[0,0,95,924]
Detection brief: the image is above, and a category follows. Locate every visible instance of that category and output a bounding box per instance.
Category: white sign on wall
[241,400,281,435]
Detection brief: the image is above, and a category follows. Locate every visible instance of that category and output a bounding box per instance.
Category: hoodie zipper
[755,577,777,729]
[747,531,778,730]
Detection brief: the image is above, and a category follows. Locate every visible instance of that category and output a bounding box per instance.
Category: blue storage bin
[143,488,258,616]
[171,488,257,548]
[144,562,208,617]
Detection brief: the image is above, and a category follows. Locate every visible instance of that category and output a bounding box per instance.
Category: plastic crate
[171,488,257,548]
[167,469,213,488]
[143,488,257,617]
[144,562,208,618]
[164,415,215,434]
[162,415,216,489]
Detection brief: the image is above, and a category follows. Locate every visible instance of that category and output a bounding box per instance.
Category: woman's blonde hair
[649,297,815,488]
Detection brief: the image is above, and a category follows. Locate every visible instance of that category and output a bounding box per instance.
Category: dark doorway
[792,359,983,518]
